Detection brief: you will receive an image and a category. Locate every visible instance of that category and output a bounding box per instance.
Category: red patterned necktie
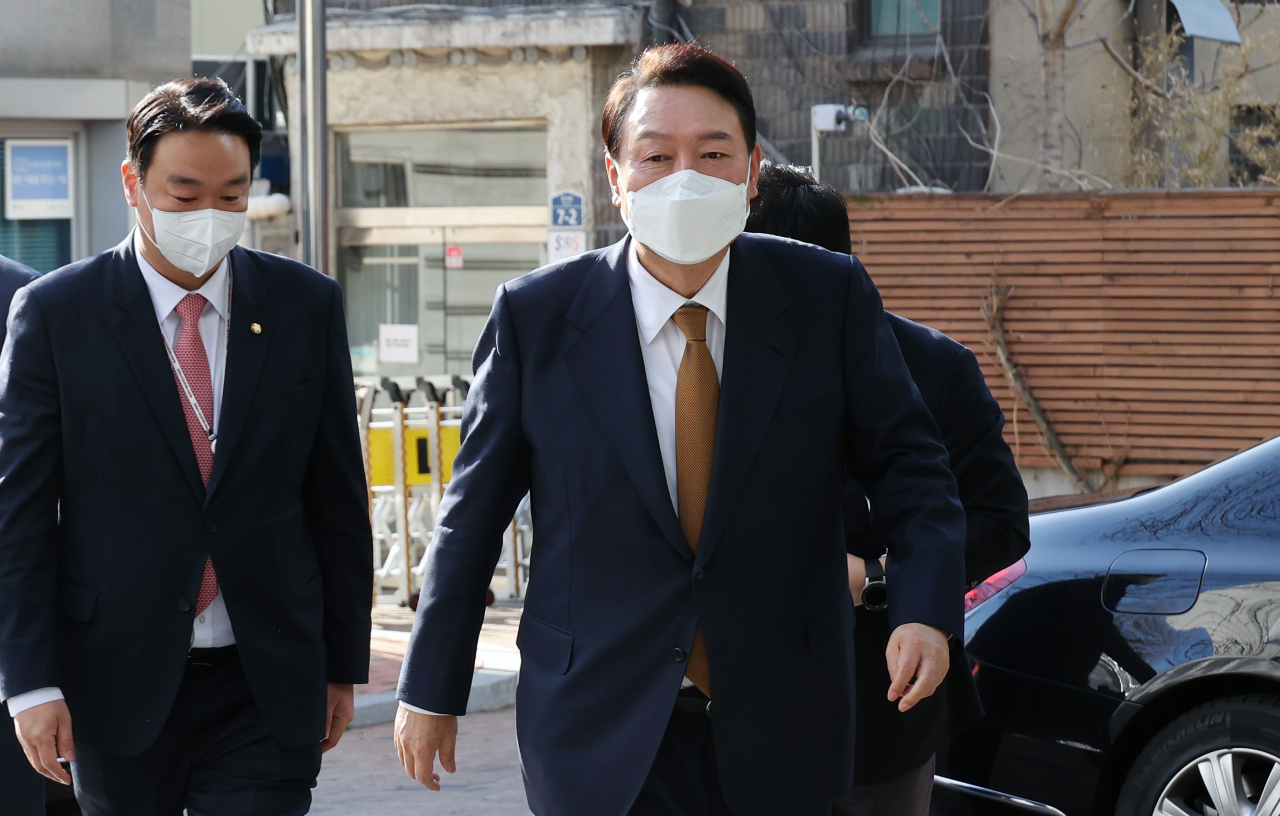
[174,293,218,615]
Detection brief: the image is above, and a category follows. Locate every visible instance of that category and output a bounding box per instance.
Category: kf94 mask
[137,186,246,277]
[620,169,749,265]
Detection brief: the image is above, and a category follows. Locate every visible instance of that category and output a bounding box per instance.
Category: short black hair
[127,77,262,181]
[746,162,852,254]
[602,43,756,156]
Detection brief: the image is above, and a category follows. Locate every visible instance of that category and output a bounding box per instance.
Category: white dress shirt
[624,241,728,508]
[5,230,235,717]
[399,241,730,717]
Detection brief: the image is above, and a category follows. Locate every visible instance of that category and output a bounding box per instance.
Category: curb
[351,668,518,727]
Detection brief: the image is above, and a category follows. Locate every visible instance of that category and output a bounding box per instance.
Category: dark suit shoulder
[738,232,856,289]
[504,246,610,304]
[18,246,118,304]
[0,255,38,286]
[886,313,966,362]
[238,247,332,284]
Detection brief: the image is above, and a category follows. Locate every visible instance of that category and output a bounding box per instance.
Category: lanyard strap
[162,272,232,452]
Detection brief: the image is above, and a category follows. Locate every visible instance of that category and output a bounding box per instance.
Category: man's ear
[121,160,139,208]
[747,143,763,202]
[605,151,623,209]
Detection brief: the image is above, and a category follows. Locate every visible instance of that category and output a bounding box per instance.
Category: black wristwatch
[860,557,888,612]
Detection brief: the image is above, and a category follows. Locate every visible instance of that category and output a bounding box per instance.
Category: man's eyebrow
[634,129,735,142]
[167,174,201,186]
[224,174,251,186]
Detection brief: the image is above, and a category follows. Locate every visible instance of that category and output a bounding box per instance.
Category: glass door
[339,239,546,380]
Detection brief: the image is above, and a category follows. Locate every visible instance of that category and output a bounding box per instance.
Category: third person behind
[746,162,1032,816]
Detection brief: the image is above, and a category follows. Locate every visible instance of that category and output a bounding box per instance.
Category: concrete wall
[988,0,1135,191]
[289,49,599,236]
[191,0,264,56]
[0,0,190,85]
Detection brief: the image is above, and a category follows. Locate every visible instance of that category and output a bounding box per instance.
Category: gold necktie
[672,304,718,697]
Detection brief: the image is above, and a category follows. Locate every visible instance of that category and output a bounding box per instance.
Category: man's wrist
[398,700,455,717]
[6,686,64,717]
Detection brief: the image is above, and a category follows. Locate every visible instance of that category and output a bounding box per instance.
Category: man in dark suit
[0,253,41,815]
[0,78,372,815]
[746,162,1031,816]
[394,44,968,816]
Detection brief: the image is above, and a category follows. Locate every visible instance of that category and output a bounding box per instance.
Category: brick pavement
[313,709,533,815]
[316,599,531,814]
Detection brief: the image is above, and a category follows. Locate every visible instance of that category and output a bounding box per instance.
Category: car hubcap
[1155,748,1280,816]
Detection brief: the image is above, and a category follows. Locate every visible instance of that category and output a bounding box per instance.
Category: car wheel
[1116,694,1280,816]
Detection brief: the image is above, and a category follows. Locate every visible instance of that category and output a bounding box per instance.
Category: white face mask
[618,168,750,265]
[136,186,245,277]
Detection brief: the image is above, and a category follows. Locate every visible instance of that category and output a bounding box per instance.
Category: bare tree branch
[1101,35,1175,99]
[984,284,1092,493]
[958,125,1114,188]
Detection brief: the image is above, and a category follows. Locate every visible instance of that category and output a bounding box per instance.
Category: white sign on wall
[378,324,420,364]
[4,139,74,220]
[548,230,587,263]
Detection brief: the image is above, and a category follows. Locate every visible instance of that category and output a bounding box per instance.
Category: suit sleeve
[0,288,62,701]
[937,348,1031,587]
[303,279,374,685]
[841,257,967,637]
[398,284,531,714]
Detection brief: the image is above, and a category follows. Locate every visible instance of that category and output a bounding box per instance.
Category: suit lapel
[695,238,797,570]
[564,240,691,563]
[205,247,270,501]
[107,238,206,502]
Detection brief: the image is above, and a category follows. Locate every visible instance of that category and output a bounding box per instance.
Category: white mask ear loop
[135,184,162,249]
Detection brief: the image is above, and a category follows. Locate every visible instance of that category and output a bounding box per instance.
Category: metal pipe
[297,0,327,274]
[933,776,1068,816]
[390,399,413,604]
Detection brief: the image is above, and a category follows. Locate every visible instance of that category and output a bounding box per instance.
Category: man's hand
[394,705,458,791]
[320,683,355,753]
[13,699,74,785]
[885,622,951,712]
[846,554,887,607]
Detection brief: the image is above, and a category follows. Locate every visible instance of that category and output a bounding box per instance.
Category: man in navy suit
[746,162,1031,816]
[394,45,967,816]
[0,78,372,815]
[0,253,41,815]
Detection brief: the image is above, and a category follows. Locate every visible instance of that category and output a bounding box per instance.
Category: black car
[935,434,1280,816]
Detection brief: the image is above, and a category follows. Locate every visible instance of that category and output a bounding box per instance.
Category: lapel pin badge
[250,322,262,335]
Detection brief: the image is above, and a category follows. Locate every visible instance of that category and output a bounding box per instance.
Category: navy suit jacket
[846,314,1030,783]
[0,254,42,814]
[398,234,967,816]
[0,238,372,756]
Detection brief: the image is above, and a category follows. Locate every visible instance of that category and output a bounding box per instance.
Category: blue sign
[5,140,73,220]
[550,190,584,228]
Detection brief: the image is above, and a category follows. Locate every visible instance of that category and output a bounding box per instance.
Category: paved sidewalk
[313,708,533,815]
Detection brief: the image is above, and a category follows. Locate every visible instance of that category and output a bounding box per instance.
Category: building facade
[0,0,190,272]
[247,4,642,381]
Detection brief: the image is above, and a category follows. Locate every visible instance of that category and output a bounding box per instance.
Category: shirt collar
[625,239,729,347]
[132,228,232,323]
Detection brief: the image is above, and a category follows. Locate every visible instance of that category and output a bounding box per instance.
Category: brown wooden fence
[847,190,1280,481]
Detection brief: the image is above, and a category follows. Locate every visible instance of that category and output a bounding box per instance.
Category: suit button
[178,599,191,613]
[695,569,705,581]
[203,520,217,534]
[673,648,686,663]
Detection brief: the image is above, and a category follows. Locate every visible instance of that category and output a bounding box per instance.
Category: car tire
[1116,694,1280,816]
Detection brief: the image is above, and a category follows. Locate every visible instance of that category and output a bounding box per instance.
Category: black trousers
[831,755,936,816]
[628,692,833,816]
[1,709,44,816]
[70,650,321,816]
